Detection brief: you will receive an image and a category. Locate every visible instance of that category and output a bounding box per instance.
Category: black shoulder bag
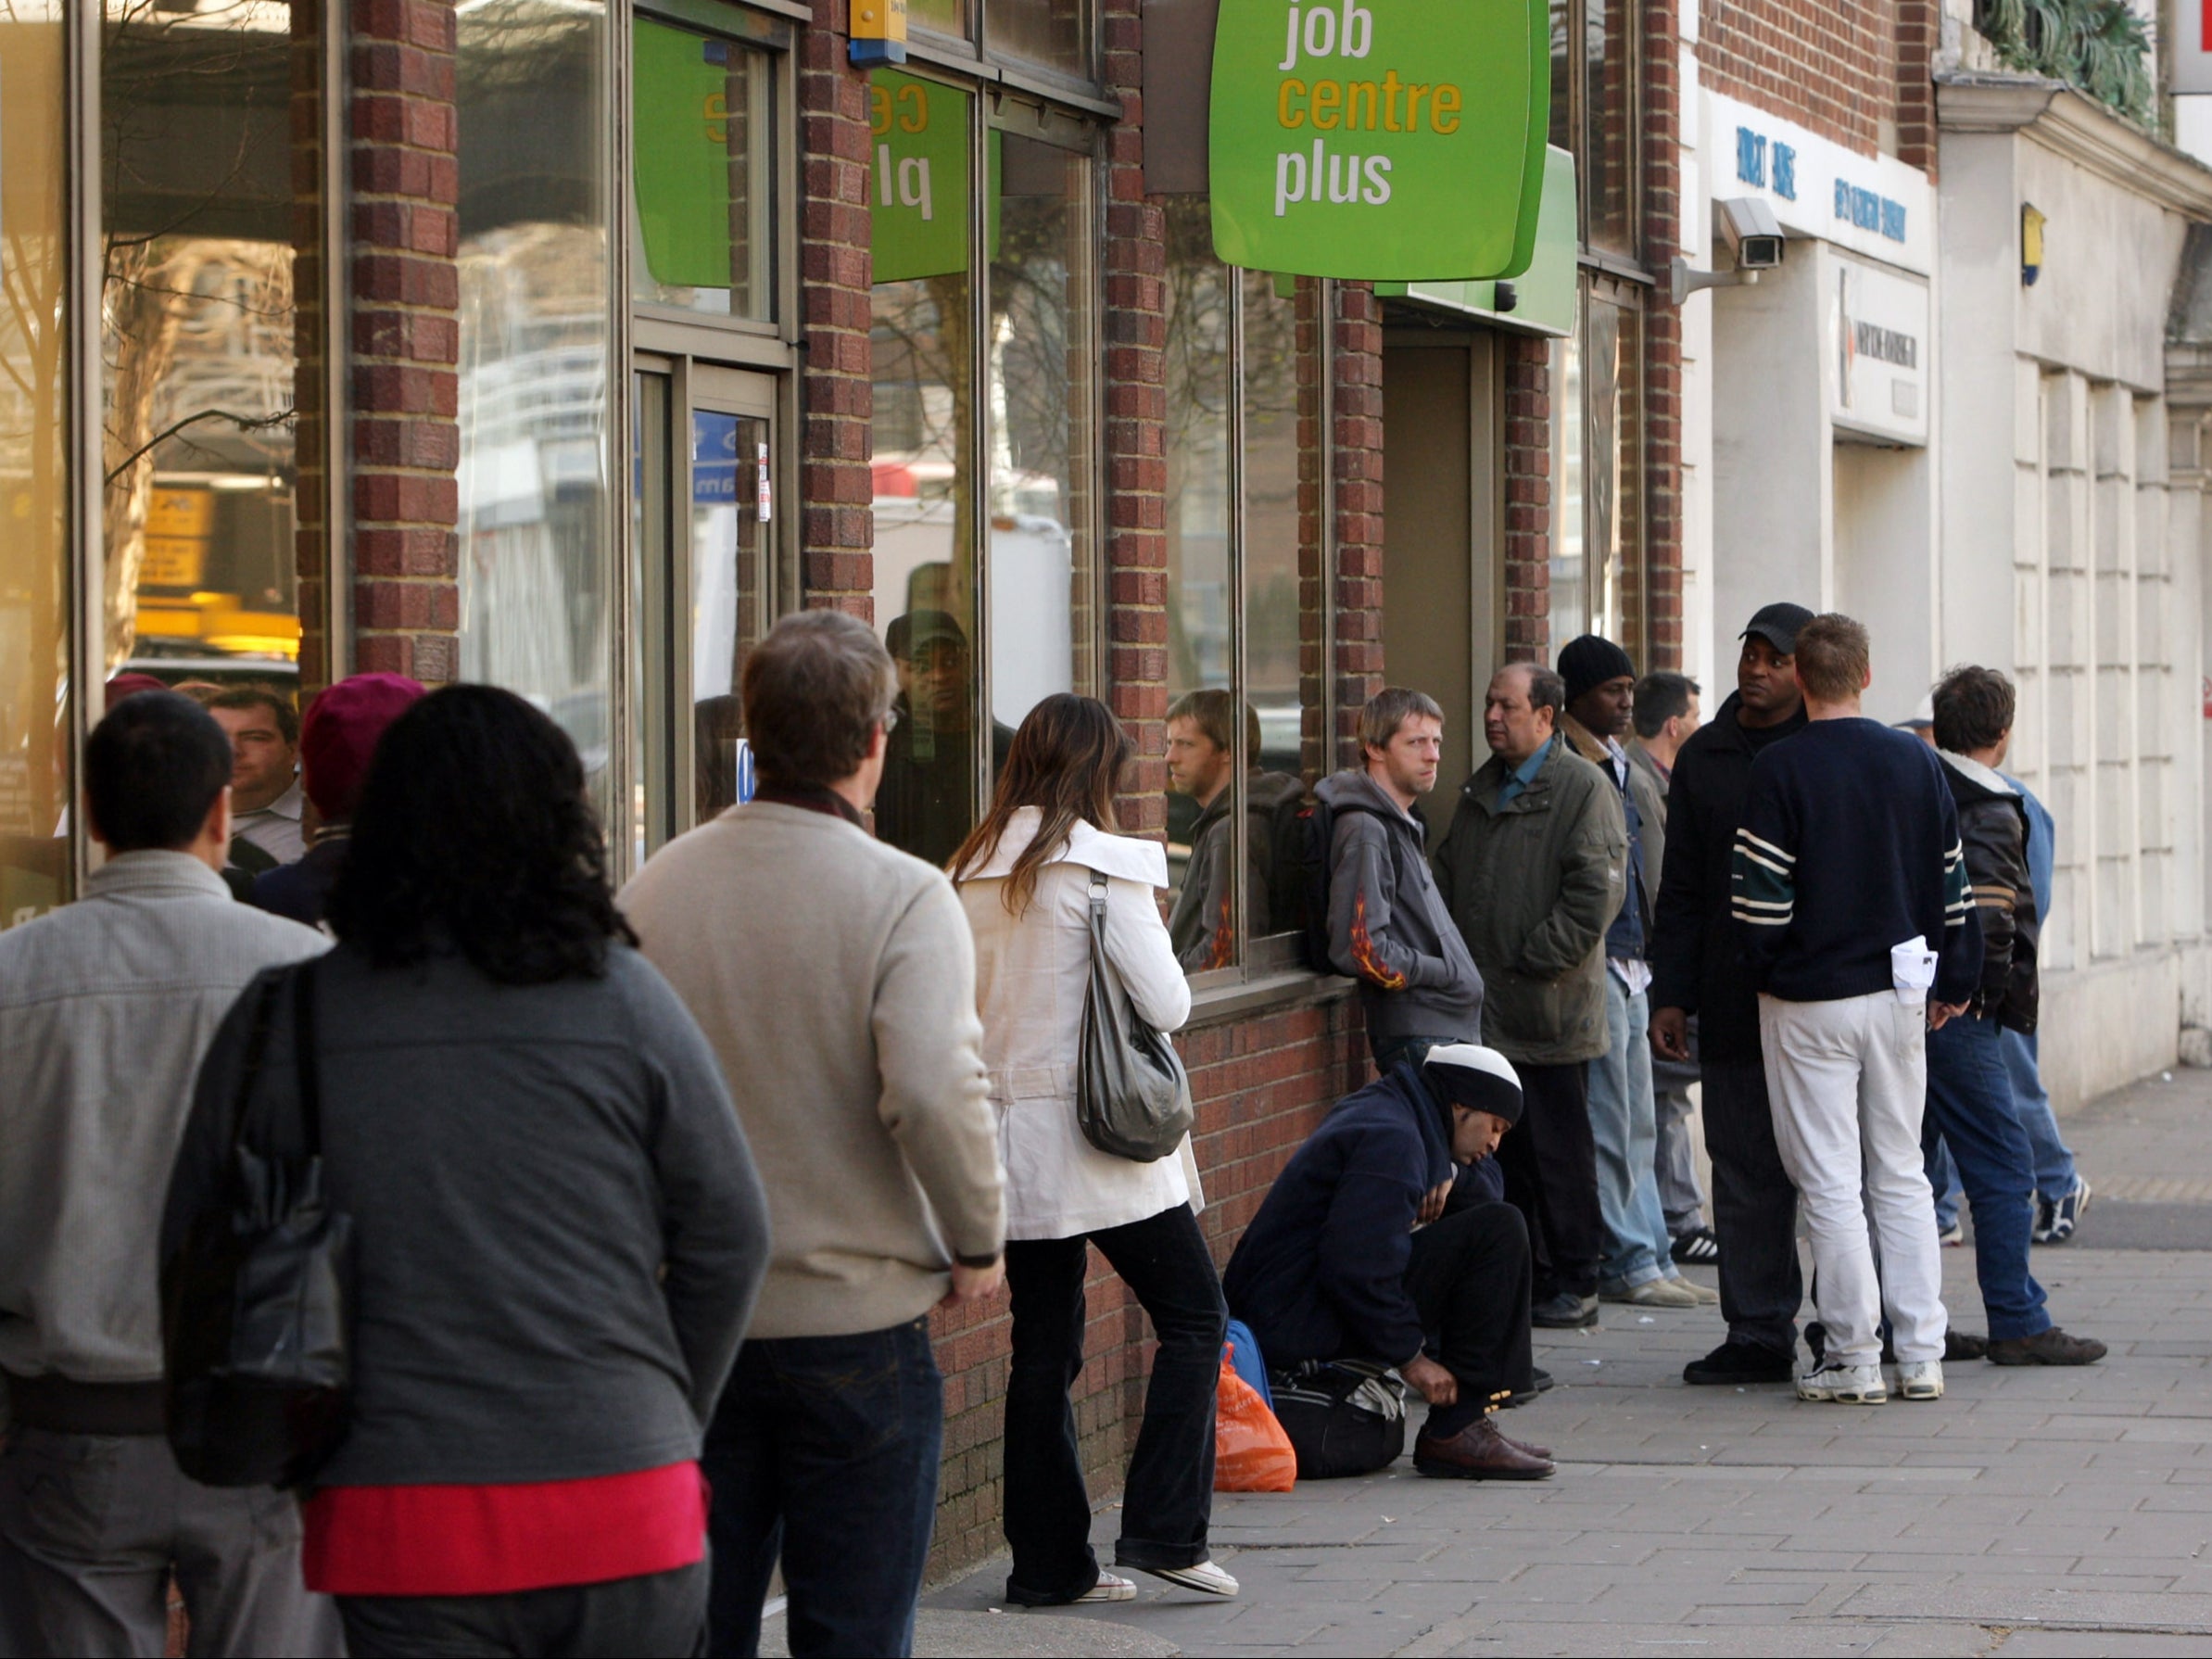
[164,962,354,1488]
[1075,872,1194,1163]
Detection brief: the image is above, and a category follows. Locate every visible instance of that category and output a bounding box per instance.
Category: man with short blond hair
[1732,613,1978,1406]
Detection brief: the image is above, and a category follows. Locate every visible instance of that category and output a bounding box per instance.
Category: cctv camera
[1717,197,1786,271]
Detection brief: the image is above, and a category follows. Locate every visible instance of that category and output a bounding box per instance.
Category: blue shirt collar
[1497,735,1555,807]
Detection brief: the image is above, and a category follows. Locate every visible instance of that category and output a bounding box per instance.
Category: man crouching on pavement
[1223,1045,1555,1482]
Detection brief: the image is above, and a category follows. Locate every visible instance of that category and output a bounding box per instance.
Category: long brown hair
[950,693,1131,916]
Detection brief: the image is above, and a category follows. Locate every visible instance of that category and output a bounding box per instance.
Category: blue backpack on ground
[1224,1318,1273,1411]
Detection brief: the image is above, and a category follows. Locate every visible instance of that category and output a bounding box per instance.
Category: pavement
[848,1064,2212,1657]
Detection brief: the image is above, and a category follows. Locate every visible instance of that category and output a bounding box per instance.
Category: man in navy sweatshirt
[1731,614,1979,1407]
[1224,1045,1554,1482]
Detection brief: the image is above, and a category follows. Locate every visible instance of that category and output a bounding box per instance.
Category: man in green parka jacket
[1434,662,1627,1327]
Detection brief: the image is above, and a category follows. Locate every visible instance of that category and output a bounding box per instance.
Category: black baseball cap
[1740,602,1814,655]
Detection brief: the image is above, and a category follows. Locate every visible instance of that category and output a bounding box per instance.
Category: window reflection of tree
[100,0,296,668]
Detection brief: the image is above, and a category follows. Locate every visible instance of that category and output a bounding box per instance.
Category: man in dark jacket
[1649,602,1813,1386]
[1435,663,1624,1328]
[249,674,425,926]
[1317,687,1485,1070]
[1224,1045,1553,1481]
[1556,637,1710,1313]
[1927,666,2105,1367]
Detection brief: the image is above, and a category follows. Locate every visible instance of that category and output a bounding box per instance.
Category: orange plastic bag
[1214,1345,1297,1492]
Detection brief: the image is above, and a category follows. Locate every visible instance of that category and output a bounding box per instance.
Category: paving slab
[918,1070,2212,1654]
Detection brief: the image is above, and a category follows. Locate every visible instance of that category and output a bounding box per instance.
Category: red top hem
[301,1460,707,1598]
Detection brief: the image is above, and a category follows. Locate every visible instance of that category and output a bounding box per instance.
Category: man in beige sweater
[624,611,1005,1659]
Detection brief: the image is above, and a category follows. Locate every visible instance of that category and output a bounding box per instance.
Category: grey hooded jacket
[1314,768,1484,1044]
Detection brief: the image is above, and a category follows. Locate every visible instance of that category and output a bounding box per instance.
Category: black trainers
[1683,1338,1794,1385]
[1671,1226,1720,1265]
[1532,1291,1599,1328]
[1988,1327,2106,1366]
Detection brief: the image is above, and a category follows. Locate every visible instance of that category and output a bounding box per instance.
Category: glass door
[631,360,779,866]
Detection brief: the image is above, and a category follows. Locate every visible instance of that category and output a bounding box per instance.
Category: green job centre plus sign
[869,70,969,284]
[1208,0,1548,280]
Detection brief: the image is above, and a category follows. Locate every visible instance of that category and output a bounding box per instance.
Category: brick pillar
[798,0,875,618]
[348,0,461,683]
[291,2,332,696]
[1332,281,1384,760]
[1641,0,1685,670]
[1296,275,1332,779]
[1502,335,1551,665]
[1106,0,1169,836]
[1895,0,1938,177]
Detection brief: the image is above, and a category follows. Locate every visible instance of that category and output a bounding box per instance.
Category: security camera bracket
[1668,256,1762,308]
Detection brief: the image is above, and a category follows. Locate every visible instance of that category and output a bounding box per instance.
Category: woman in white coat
[950,694,1235,1608]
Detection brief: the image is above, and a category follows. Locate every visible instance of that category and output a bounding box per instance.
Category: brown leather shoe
[1413,1416,1555,1480]
[1987,1327,2106,1366]
[1495,1426,1551,1460]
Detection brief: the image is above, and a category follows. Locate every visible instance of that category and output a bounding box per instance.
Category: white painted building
[1674,15,2212,1108]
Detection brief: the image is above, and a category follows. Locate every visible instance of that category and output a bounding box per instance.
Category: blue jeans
[704,1319,943,1658]
[1928,1029,2077,1228]
[2002,1028,2079,1201]
[1588,973,1675,1287]
[1923,1014,2053,1342]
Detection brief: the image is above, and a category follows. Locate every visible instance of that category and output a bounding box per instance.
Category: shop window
[988,0,1091,82]
[1551,284,1644,656]
[0,13,68,926]
[1161,201,1327,977]
[1547,0,1638,257]
[630,17,774,322]
[456,0,616,822]
[908,0,968,43]
[867,71,1099,870]
[99,1,301,683]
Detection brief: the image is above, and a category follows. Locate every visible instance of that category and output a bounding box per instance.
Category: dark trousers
[1924,1013,2053,1341]
[1701,1058,1803,1358]
[1493,1060,1602,1298]
[0,1426,342,1657]
[1405,1200,1536,1437]
[1371,1033,1455,1074]
[703,1319,942,1658]
[1003,1204,1227,1603]
[338,1564,707,1657]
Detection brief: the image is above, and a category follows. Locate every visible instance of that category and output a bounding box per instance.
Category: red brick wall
[1894,0,1938,176]
[1643,0,1684,670]
[348,0,461,683]
[928,991,1369,1577]
[1696,0,1901,158]
[1501,336,1551,665]
[291,2,333,696]
[799,0,876,618]
[1333,282,1385,730]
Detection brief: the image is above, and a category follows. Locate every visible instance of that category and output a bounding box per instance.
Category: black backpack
[1280,793,1387,975]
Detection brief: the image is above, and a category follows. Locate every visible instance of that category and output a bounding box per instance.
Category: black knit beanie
[1557,634,1636,708]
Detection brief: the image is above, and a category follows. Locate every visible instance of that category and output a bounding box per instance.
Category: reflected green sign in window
[868,69,969,283]
[636,19,739,290]
[1207,0,1548,280]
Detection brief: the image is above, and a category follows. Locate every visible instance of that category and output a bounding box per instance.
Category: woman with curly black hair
[164,685,771,1657]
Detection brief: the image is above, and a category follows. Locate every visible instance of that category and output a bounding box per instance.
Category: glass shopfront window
[456,0,615,820]
[989,0,1091,82]
[631,16,775,322]
[0,7,69,926]
[100,0,301,680]
[1551,284,1643,654]
[867,69,1099,870]
[1548,0,1637,257]
[1161,206,1326,976]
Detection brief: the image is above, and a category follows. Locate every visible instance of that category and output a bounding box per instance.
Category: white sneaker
[1073,1573,1137,1603]
[1797,1361,1888,1404]
[1136,1560,1239,1597]
[1600,1277,1701,1308]
[1896,1359,1944,1400]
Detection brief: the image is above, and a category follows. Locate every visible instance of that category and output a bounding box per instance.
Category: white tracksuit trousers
[1757,990,1947,1367]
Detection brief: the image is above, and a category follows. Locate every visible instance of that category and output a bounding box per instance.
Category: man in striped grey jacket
[1730,614,1979,1409]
